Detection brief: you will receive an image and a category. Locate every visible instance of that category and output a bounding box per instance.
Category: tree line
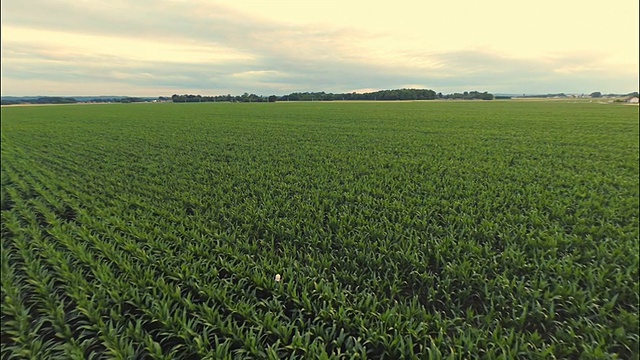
[0,96,161,105]
[171,89,495,103]
[1,97,79,105]
[1,89,496,106]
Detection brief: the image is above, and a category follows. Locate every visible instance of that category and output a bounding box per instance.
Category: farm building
[627,96,639,103]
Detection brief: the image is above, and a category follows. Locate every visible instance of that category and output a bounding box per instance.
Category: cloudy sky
[1,0,638,96]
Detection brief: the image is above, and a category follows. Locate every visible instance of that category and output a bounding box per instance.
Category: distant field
[1,101,638,358]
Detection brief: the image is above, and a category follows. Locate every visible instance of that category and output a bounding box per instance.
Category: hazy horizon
[2,90,638,99]
[2,0,638,97]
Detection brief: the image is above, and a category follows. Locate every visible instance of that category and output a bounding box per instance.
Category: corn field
[1,101,638,359]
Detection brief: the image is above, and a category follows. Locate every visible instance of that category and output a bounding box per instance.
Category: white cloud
[4,26,254,64]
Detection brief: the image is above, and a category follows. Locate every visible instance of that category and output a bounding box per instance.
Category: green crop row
[1,101,638,359]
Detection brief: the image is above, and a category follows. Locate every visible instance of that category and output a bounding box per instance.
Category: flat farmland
[1,101,638,359]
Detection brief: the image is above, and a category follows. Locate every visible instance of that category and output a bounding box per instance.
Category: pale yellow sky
[227,0,638,62]
[1,0,638,96]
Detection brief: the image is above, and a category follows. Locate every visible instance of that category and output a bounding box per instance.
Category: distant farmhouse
[628,96,639,103]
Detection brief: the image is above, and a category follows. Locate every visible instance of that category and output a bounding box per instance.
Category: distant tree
[167,88,486,104]
[34,97,77,104]
[1,100,21,105]
[247,93,262,102]
[590,92,602,98]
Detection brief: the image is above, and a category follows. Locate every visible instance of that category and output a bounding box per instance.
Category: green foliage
[442,91,494,100]
[1,101,638,359]
[169,88,484,102]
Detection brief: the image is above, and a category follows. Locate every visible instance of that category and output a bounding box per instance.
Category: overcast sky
[1,0,638,96]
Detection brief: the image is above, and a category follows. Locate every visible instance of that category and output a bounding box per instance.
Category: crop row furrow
[4,153,450,357]
[4,155,480,356]
[1,238,51,359]
[6,201,148,358]
[17,185,299,358]
[3,213,97,359]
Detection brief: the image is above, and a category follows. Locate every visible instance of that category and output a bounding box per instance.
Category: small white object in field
[275,274,281,282]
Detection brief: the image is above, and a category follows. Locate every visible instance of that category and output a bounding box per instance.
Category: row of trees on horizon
[170,89,495,103]
[0,96,156,105]
[1,90,492,105]
[5,90,638,106]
